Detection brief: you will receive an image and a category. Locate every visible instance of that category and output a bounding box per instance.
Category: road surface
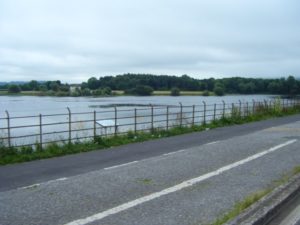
[1,114,300,225]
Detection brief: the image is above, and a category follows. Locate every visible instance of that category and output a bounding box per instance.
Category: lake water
[0,95,276,147]
[0,95,275,115]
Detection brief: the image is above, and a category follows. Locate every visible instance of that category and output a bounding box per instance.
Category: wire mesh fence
[0,98,299,148]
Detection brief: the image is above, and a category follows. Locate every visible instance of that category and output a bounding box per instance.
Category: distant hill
[0,81,46,86]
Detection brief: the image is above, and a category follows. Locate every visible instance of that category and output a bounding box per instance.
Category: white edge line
[104,161,139,170]
[163,149,186,156]
[18,177,68,190]
[206,141,220,145]
[64,139,297,225]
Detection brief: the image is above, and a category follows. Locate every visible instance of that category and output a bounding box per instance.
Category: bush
[214,86,225,96]
[202,90,210,96]
[171,87,180,96]
[8,84,21,93]
[125,85,153,96]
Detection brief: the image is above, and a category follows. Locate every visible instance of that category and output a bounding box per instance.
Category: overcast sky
[0,0,299,83]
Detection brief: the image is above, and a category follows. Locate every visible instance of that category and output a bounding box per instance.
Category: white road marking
[163,149,186,156]
[19,183,41,190]
[104,161,139,170]
[206,141,220,145]
[64,139,297,225]
[19,177,68,190]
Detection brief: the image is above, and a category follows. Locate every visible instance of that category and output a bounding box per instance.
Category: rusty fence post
[213,103,216,121]
[134,108,137,134]
[39,114,43,148]
[114,107,118,136]
[150,104,154,132]
[238,100,242,117]
[93,110,96,139]
[203,101,206,125]
[5,110,11,148]
[179,102,183,127]
[166,106,169,130]
[192,105,195,126]
[222,100,225,118]
[67,107,71,144]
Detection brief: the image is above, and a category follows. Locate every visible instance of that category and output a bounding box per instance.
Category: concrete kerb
[225,173,300,225]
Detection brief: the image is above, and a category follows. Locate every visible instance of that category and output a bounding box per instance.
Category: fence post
[213,103,216,121]
[293,98,296,108]
[269,100,272,110]
[252,99,255,115]
[134,108,137,134]
[222,100,225,118]
[246,102,249,117]
[39,114,43,148]
[5,110,11,148]
[114,107,118,136]
[263,99,268,112]
[202,101,206,125]
[93,110,96,139]
[179,102,183,127]
[150,104,154,132]
[166,106,169,130]
[67,107,71,144]
[238,100,242,116]
[192,105,195,126]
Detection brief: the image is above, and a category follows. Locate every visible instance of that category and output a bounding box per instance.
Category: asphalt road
[1,114,300,225]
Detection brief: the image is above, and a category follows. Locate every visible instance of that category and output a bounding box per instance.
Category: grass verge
[1,101,300,165]
[210,165,300,225]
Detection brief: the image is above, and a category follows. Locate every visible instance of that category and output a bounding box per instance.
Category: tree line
[84,74,300,96]
[1,74,299,96]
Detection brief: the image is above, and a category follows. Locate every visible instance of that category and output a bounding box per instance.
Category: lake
[0,95,276,147]
[0,95,275,115]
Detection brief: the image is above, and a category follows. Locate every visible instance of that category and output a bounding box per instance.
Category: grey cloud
[0,0,299,82]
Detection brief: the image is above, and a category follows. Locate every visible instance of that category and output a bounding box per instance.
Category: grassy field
[0,90,42,96]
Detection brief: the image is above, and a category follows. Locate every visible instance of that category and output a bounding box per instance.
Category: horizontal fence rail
[0,99,299,148]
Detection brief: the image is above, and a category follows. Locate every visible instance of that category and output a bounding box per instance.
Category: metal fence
[0,98,299,148]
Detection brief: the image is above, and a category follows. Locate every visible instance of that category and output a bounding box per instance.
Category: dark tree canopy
[1,74,300,96]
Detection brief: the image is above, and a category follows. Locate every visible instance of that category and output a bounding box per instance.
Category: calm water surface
[0,95,275,116]
[0,95,276,146]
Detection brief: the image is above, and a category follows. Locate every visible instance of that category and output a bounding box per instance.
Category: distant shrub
[202,90,210,96]
[8,84,21,93]
[214,86,225,96]
[171,87,180,96]
[125,85,153,96]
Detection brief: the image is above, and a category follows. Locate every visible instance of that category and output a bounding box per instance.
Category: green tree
[8,84,21,93]
[102,87,112,95]
[39,85,48,92]
[28,80,39,90]
[214,86,224,96]
[87,77,99,90]
[127,85,154,96]
[202,90,210,96]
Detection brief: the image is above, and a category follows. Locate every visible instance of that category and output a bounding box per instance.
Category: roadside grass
[1,101,300,165]
[211,189,271,225]
[210,165,300,225]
